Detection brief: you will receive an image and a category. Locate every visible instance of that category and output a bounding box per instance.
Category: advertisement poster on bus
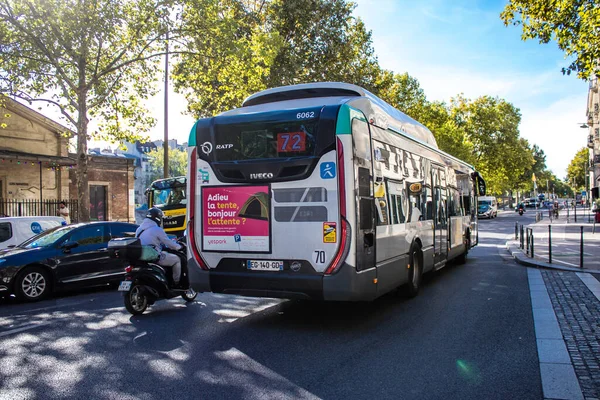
[202,185,271,252]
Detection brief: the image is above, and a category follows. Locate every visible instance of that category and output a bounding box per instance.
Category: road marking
[576,273,600,302]
[0,322,52,338]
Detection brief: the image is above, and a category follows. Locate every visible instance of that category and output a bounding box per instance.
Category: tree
[147,147,188,182]
[377,71,428,121]
[173,0,381,118]
[0,0,177,221]
[450,95,534,195]
[567,147,589,190]
[501,0,600,79]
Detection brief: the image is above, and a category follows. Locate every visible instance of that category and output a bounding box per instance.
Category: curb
[505,240,590,273]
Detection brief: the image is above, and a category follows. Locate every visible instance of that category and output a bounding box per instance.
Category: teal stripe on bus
[335,104,367,135]
[188,120,199,147]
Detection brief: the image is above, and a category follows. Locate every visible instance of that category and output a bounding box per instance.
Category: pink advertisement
[202,185,270,252]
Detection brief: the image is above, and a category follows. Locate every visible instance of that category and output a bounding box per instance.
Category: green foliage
[147,147,188,182]
[0,94,8,128]
[173,0,380,117]
[501,0,600,79]
[449,95,534,195]
[0,0,179,220]
[567,147,589,190]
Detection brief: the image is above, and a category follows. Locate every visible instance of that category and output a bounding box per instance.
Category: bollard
[515,222,518,240]
[526,229,530,255]
[548,225,552,263]
[567,206,570,223]
[575,204,577,222]
[580,226,584,268]
[531,231,534,258]
[520,224,524,249]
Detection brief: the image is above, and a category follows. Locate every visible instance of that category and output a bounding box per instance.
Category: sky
[90,0,589,178]
[352,0,589,178]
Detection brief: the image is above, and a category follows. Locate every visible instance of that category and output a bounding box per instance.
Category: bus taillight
[188,148,209,271]
[325,138,350,275]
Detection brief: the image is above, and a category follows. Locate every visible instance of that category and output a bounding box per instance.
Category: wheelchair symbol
[320,162,336,179]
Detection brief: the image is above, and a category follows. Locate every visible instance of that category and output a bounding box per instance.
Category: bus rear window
[214,118,319,161]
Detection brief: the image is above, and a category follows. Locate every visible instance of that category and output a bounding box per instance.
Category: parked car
[0,222,138,302]
[0,216,66,250]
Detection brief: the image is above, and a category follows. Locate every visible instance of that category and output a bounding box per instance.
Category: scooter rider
[136,207,183,286]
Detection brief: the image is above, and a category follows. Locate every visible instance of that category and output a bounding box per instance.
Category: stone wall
[0,98,70,158]
[0,162,64,200]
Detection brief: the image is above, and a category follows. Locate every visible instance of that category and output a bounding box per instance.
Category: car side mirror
[62,241,79,252]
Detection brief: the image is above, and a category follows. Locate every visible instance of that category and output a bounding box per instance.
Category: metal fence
[0,199,78,222]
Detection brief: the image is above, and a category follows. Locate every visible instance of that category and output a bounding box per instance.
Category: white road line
[0,322,52,338]
[576,273,600,302]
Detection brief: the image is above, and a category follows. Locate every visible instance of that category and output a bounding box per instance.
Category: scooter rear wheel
[124,285,149,315]
[181,288,198,302]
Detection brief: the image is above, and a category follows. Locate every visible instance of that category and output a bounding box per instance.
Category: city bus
[186,82,485,301]
[146,176,187,236]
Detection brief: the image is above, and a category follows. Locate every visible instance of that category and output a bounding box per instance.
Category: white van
[477,196,498,219]
[0,216,66,250]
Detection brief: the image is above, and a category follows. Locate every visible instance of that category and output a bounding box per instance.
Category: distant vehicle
[524,198,540,208]
[478,196,498,219]
[0,222,137,301]
[146,176,187,237]
[0,216,66,250]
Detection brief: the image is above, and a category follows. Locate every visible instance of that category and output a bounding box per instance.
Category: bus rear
[186,104,357,300]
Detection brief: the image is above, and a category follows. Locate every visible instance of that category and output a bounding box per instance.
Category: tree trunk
[76,93,90,222]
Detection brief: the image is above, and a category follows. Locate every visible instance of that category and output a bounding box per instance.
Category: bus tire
[403,244,423,298]
[456,234,470,265]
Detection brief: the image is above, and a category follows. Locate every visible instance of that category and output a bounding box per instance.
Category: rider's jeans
[159,252,181,284]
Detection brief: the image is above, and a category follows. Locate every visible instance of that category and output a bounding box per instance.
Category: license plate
[247,260,283,271]
[118,281,132,291]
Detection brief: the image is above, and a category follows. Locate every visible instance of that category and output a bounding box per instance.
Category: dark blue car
[0,222,138,302]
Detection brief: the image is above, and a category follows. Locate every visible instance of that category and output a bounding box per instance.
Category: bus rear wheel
[403,245,423,298]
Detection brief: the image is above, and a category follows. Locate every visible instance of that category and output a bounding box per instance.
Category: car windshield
[19,225,78,249]
[478,200,492,206]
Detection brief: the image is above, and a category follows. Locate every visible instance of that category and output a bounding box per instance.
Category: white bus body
[186,83,484,301]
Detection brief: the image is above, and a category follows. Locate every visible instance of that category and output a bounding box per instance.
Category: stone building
[68,154,135,222]
[0,97,73,202]
[0,97,135,222]
[585,76,599,203]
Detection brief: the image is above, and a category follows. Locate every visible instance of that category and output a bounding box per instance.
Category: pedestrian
[548,201,554,221]
[58,201,70,224]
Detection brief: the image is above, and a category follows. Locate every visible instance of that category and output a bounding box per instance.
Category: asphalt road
[0,212,543,400]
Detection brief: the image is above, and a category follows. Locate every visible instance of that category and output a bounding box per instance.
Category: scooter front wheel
[181,288,198,302]
[124,285,149,315]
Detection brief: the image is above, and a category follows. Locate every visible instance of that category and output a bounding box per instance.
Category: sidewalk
[507,208,600,271]
[505,208,600,399]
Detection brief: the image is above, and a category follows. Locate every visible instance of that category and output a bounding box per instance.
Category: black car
[0,222,138,302]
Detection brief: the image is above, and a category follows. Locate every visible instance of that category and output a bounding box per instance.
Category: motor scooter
[109,237,198,315]
[518,208,524,216]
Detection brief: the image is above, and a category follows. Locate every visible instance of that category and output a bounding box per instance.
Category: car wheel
[16,267,51,302]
